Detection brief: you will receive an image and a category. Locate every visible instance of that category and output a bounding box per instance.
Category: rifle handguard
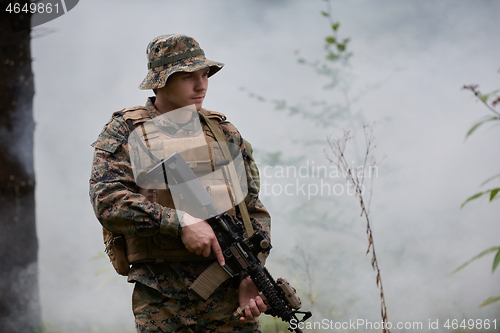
[233,278,301,317]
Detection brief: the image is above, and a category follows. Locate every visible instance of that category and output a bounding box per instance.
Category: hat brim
[139,56,224,90]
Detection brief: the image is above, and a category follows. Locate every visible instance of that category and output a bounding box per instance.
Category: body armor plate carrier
[102,106,249,276]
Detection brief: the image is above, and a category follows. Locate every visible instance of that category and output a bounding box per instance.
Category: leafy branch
[462,84,500,118]
[460,84,500,208]
[455,76,500,307]
[243,0,358,130]
[320,0,352,66]
[453,246,500,275]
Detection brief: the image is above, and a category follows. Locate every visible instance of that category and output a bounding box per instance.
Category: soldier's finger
[240,305,252,321]
[202,243,211,257]
[244,305,254,320]
[247,298,261,318]
[255,296,267,312]
[212,238,225,266]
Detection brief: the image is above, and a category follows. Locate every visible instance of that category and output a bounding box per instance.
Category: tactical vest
[104,106,242,274]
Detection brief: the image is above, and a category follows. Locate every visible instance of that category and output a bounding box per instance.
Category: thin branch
[462,85,500,117]
[325,124,390,333]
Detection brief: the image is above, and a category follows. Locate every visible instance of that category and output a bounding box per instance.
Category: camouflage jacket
[89,97,271,300]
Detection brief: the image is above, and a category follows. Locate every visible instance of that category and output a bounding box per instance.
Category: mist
[31,0,499,332]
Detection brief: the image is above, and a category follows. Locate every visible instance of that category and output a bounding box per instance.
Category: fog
[31,0,499,332]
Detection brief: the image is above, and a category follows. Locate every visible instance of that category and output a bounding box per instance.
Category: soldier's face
[158,68,209,111]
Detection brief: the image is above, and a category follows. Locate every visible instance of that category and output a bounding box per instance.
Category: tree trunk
[0,4,41,332]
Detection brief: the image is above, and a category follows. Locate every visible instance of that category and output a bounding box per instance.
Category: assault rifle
[146,152,312,332]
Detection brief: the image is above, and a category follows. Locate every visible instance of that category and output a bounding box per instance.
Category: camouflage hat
[139,34,224,90]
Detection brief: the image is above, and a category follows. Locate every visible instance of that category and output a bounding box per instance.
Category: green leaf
[325,36,336,44]
[326,52,339,61]
[462,188,500,207]
[461,191,485,208]
[478,88,500,103]
[489,188,500,201]
[465,115,500,140]
[337,43,346,52]
[478,93,489,103]
[321,10,329,17]
[480,173,500,186]
[332,22,340,31]
[493,248,500,273]
[273,100,287,110]
[479,296,500,307]
[452,246,500,273]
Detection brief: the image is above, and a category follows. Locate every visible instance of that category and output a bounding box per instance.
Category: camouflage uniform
[89,34,270,333]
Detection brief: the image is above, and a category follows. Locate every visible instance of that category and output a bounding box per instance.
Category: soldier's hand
[238,276,267,321]
[181,213,225,266]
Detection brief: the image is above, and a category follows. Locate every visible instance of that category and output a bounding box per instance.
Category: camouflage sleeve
[219,122,271,247]
[89,116,181,237]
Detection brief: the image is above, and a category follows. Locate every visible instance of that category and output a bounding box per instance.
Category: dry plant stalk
[289,244,317,310]
[325,124,390,333]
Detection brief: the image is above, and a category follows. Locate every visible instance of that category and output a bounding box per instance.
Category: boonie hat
[139,34,224,90]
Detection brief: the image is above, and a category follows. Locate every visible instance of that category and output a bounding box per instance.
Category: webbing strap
[198,112,254,237]
[189,262,231,301]
[147,49,205,69]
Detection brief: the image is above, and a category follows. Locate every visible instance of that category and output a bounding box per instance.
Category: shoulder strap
[114,106,161,164]
[198,108,227,122]
[113,106,151,126]
[198,111,254,237]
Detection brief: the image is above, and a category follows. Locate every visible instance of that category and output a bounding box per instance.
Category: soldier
[89,34,271,332]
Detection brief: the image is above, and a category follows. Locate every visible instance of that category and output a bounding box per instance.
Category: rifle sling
[198,112,254,237]
[189,112,255,301]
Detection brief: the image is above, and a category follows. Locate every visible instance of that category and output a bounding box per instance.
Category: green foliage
[465,115,500,140]
[458,80,500,307]
[479,296,500,307]
[453,246,500,308]
[490,188,500,201]
[477,88,500,103]
[462,172,500,207]
[325,36,336,44]
[255,6,355,129]
[462,85,500,109]
[480,173,500,186]
[493,249,500,273]
[244,6,359,130]
[461,187,500,208]
[453,246,500,274]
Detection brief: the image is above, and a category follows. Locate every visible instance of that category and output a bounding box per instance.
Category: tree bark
[0,3,41,332]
